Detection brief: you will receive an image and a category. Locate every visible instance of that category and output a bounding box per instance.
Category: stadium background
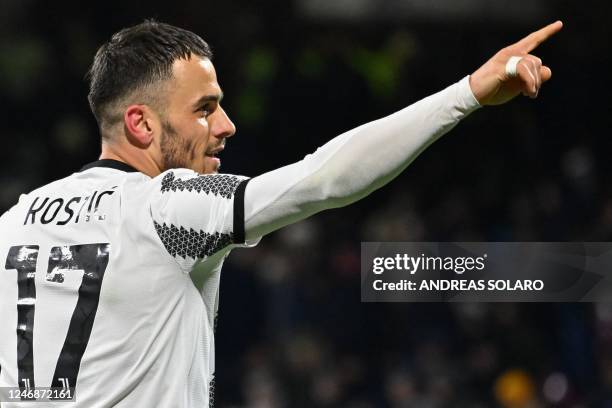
[0,1,610,406]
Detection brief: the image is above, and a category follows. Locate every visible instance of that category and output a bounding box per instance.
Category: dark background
[1,1,611,406]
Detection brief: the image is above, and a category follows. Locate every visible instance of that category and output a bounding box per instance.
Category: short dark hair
[87,19,213,133]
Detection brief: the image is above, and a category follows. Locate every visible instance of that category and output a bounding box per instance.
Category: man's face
[159,56,235,174]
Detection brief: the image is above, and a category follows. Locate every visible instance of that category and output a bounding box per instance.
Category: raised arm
[242,21,563,240]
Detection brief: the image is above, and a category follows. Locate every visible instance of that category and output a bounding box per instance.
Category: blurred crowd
[2,0,611,406]
[217,213,610,407]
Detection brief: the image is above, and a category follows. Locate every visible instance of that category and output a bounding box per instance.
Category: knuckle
[527,55,542,68]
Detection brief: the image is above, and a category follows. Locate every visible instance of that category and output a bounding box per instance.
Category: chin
[201,166,218,175]
[205,163,221,174]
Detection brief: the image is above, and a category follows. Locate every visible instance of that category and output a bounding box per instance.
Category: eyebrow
[192,92,224,109]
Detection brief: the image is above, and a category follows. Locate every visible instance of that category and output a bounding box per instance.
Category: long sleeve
[243,76,481,240]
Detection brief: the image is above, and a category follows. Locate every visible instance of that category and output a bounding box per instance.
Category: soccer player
[0,20,562,407]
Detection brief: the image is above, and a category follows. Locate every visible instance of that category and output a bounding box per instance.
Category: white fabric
[0,168,251,407]
[244,75,480,239]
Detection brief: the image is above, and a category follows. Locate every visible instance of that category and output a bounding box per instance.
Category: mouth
[205,146,224,169]
[205,146,224,157]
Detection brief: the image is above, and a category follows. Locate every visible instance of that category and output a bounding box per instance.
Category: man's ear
[124,105,159,148]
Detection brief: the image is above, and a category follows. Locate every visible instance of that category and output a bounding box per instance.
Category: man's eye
[199,103,216,117]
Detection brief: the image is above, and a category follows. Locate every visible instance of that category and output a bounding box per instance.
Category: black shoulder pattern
[209,374,216,408]
[154,221,233,259]
[160,172,243,199]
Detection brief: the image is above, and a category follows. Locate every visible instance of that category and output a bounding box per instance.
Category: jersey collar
[80,159,139,173]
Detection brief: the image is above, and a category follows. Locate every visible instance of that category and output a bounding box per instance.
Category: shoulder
[155,169,248,197]
[21,173,77,198]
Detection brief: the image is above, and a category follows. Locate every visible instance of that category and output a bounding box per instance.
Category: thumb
[540,66,552,83]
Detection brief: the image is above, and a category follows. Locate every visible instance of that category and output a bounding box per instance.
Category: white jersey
[0,159,256,408]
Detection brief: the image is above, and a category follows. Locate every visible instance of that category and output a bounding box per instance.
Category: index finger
[513,20,563,53]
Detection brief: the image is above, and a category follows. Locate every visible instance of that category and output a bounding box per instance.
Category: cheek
[196,118,212,147]
[196,117,209,130]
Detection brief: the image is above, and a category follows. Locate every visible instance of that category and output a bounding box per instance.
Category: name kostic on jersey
[23,190,115,226]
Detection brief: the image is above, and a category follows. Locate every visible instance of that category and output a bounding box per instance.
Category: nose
[211,106,236,140]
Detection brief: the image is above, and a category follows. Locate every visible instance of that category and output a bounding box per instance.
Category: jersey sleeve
[243,76,480,239]
[148,169,259,272]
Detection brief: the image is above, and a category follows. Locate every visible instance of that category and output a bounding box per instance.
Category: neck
[99,139,163,178]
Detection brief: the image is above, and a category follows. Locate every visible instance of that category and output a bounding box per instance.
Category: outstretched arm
[242,21,563,241]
